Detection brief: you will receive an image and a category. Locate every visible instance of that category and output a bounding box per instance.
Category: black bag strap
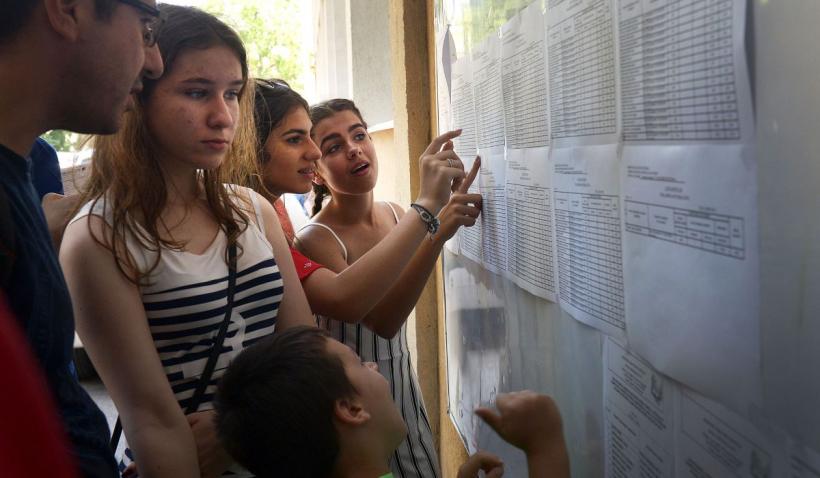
[111,243,238,452]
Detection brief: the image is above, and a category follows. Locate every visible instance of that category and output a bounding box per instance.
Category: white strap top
[299,202,400,263]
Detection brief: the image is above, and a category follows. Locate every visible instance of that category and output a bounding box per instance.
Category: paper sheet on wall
[617,0,754,143]
[604,338,676,478]
[622,145,760,412]
[548,0,619,146]
[471,34,508,275]
[499,3,557,301]
[676,388,783,477]
[472,34,505,151]
[505,147,556,301]
[478,149,508,275]
[553,145,626,338]
[449,56,482,262]
[501,1,549,150]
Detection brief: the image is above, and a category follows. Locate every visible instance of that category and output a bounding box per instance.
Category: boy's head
[215,326,407,478]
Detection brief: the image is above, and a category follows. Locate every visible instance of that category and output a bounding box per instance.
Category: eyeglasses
[117,0,164,47]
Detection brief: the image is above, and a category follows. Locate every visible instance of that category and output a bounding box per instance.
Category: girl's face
[144,46,244,172]
[312,110,378,196]
[261,107,321,197]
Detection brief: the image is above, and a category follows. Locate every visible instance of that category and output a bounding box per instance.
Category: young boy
[215,326,570,478]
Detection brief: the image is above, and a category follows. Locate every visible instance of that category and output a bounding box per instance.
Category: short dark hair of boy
[215,326,357,478]
[1,0,115,43]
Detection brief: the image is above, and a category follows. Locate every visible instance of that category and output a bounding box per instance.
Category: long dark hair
[307,98,368,216]
[247,79,310,199]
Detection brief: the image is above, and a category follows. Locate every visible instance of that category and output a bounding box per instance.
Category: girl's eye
[286,136,301,144]
[326,144,341,154]
[225,90,240,101]
[185,89,207,99]
[354,132,366,141]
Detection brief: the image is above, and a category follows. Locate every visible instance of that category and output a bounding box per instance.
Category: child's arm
[475,391,570,478]
[457,450,504,478]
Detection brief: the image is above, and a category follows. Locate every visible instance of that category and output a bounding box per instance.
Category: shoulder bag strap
[111,243,238,452]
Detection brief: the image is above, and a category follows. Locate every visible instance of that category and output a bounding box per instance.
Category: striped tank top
[71,185,280,477]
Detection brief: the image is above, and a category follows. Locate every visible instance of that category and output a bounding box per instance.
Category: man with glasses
[0,0,163,476]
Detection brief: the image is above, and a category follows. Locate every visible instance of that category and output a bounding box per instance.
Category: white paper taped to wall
[501,1,550,149]
[479,148,508,275]
[554,145,625,337]
[548,0,619,145]
[676,387,784,477]
[505,147,557,301]
[622,144,760,412]
[604,337,676,478]
[617,0,754,143]
[500,2,558,302]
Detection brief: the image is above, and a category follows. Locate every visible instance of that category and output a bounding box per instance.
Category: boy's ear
[334,397,370,426]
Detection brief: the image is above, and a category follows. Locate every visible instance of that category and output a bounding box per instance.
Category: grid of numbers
[549,0,618,138]
[620,0,740,141]
[555,192,625,329]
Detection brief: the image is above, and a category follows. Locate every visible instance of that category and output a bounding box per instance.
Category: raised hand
[414,130,468,216]
[475,391,563,455]
[457,450,504,478]
[434,156,482,242]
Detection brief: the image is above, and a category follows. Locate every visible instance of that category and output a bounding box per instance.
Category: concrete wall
[350,0,394,124]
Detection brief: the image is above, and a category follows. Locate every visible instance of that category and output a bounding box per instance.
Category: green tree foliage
[42,130,75,152]
[202,0,307,90]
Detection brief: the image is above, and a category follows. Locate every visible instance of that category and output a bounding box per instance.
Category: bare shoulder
[294,221,348,272]
[387,201,407,219]
[61,213,111,255]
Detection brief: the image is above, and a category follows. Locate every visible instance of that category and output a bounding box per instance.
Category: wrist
[410,202,440,236]
[412,197,442,217]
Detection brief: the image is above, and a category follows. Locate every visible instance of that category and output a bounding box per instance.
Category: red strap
[274,198,295,245]
[290,247,325,281]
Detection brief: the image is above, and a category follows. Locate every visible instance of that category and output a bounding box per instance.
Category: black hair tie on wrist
[410,203,440,235]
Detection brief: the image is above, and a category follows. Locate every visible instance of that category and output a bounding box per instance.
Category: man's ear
[43,0,91,42]
[334,397,370,426]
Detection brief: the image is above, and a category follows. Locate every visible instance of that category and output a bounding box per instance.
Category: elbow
[366,318,401,340]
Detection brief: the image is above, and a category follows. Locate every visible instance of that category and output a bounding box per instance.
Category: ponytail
[311,183,329,217]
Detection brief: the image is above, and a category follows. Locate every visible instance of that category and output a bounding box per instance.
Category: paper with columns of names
[478,149,508,276]
[604,338,675,478]
[548,0,619,146]
[500,2,557,302]
[618,0,759,412]
[449,56,482,263]
[471,34,509,275]
[554,145,625,338]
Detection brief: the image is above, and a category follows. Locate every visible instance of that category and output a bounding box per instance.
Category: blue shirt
[0,143,117,477]
[30,138,64,199]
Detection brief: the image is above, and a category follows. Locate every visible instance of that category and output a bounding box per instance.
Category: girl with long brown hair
[59,6,313,477]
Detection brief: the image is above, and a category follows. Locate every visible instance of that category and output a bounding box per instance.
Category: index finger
[457,156,481,194]
[425,129,462,155]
